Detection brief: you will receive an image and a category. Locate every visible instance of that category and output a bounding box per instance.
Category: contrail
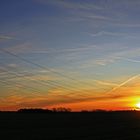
[107,74,140,94]
[0,48,97,88]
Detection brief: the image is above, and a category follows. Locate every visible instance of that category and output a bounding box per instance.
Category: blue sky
[0,0,140,110]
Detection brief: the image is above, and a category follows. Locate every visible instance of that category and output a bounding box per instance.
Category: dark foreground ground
[1,111,140,140]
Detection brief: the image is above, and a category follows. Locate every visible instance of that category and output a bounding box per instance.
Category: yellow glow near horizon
[136,103,140,109]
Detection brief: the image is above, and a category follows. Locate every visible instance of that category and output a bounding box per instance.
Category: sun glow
[136,103,140,109]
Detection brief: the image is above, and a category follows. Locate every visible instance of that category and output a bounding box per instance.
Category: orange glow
[1,84,140,111]
[46,99,133,111]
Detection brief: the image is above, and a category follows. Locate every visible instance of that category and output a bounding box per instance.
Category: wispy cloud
[7,63,18,68]
[114,23,140,28]
[94,58,116,66]
[93,80,118,87]
[89,31,136,37]
[6,89,132,109]
[37,0,103,10]
[6,42,33,54]
[35,0,111,24]
[85,15,111,21]
[50,45,97,54]
[116,57,140,63]
[80,46,140,68]
[0,35,14,40]
[5,42,97,55]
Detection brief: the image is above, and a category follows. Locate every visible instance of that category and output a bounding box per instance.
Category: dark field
[1,112,140,140]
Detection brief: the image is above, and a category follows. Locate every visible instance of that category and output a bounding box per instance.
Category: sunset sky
[0,0,140,111]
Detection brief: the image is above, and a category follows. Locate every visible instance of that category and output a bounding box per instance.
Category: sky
[0,0,140,111]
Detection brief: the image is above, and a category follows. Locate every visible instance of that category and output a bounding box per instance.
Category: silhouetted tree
[52,107,71,112]
[80,110,89,113]
[17,107,72,113]
[18,108,52,113]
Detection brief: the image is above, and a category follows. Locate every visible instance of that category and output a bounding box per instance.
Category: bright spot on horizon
[136,103,140,109]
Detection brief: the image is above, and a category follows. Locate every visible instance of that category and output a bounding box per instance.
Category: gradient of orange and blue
[0,0,140,111]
